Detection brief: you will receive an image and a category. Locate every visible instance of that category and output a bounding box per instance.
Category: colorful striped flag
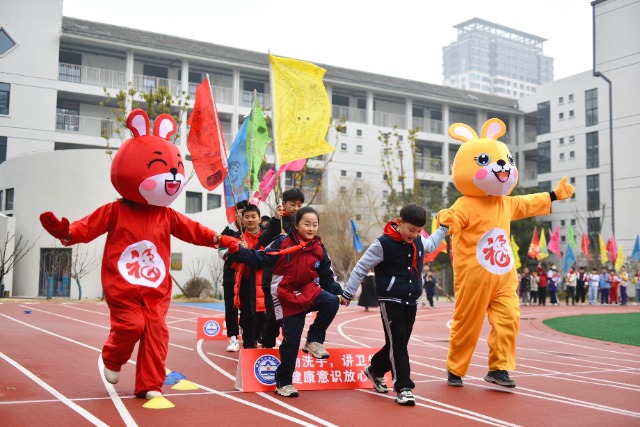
[537,228,549,260]
[568,224,576,250]
[510,235,522,269]
[632,235,640,261]
[581,233,591,260]
[528,226,540,259]
[548,226,561,257]
[599,235,608,264]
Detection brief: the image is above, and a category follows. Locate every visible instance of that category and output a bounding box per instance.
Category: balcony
[241,90,271,109]
[412,117,444,134]
[132,74,183,97]
[188,82,235,105]
[522,168,538,181]
[373,111,405,128]
[56,113,118,138]
[59,62,127,90]
[415,156,444,173]
[331,105,366,124]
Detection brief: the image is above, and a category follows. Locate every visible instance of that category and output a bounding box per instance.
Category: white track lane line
[0,312,136,426]
[336,316,521,426]
[0,351,109,427]
[196,339,339,427]
[97,355,138,427]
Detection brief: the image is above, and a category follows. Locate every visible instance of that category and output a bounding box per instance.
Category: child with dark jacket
[342,204,448,406]
[221,206,343,398]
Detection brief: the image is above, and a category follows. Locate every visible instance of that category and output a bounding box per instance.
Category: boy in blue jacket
[342,204,447,406]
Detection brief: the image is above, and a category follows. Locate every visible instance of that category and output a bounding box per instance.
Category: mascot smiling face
[450,118,518,197]
[110,109,185,206]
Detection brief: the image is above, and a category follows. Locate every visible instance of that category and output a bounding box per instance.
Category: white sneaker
[104,367,120,384]
[275,384,299,397]
[146,391,162,399]
[226,336,240,352]
[303,341,330,359]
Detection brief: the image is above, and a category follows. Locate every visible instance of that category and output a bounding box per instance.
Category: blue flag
[562,244,576,274]
[223,116,251,217]
[632,235,640,261]
[350,219,363,252]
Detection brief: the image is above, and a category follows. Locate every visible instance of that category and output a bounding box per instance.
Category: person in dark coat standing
[357,270,379,311]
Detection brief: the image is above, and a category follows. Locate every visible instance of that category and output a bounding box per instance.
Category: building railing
[188,82,235,105]
[415,156,444,173]
[58,63,127,90]
[412,117,444,134]
[373,111,405,128]
[132,74,183,97]
[241,90,271,108]
[56,113,118,138]
[331,105,367,123]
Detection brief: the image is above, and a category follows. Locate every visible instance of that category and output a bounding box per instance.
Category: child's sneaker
[103,367,120,384]
[447,371,463,387]
[145,391,162,399]
[395,388,416,406]
[275,384,299,397]
[226,336,240,352]
[302,341,330,359]
[484,370,516,388]
[364,365,388,393]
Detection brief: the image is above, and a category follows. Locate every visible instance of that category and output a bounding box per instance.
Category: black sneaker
[395,388,416,406]
[484,370,516,388]
[364,365,388,393]
[447,371,463,387]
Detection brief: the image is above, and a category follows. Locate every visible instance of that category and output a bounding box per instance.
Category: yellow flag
[599,234,608,264]
[269,54,335,165]
[615,245,624,271]
[537,228,549,260]
[511,235,522,269]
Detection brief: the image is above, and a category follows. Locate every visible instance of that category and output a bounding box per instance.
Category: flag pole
[268,51,285,231]
[248,89,257,193]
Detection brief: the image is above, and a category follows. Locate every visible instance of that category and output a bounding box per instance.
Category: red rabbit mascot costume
[438,118,573,389]
[40,109,222,401]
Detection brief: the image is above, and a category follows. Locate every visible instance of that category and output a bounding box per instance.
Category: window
[569,135,575,143]
[585,88,598,126]
[340,186,347,193]
[382,190,389,197]
[356,188,363,195]
[568,94,574,102]
[0,136,6,164]
[571,219,576,225]
[537,141,551,174]
[0,190,3,211]
[356,129,363,137]
[0,82,10,115]
[539,181,552,193]
[59,51,82,82]
[558,96,564,104]
[356,171,362,178]
[561,235,566,242]
[559,112,564,120]
[207,194,221,210]
[5,188,13,210]
[559,153,565,161]
[142,64,168,92]
[587,217,599,251]
[38,248,72,298]
[0,28,17,56]
[559,137,564,145]
[536,101,550,134]
[587,174,600,211]
[56,101,80,131]
[340,170,347,177]
[569,151,575,159]
[561,220,566,226]
[170,253,182,270]
[586,131,599,169]
[185,191,202,213]
[569,110,574,118]
[340,143,347,151]
[356,145,363,153]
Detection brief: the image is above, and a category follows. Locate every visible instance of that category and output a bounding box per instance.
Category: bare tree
[207,254,225,300]
[70,245,100,300]
[0,232,36,297]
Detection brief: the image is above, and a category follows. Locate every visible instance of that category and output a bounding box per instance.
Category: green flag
[248,98,272,191]
[568,224,576,249]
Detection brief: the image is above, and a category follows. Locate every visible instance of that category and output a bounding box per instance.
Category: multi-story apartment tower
[443,18,554,99]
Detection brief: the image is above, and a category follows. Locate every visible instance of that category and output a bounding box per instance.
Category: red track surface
[1,300,639,426]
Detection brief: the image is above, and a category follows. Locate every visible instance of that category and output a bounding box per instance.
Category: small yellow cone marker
[172,379,199,391]
[143,396,175,409]
[165,367,172,375]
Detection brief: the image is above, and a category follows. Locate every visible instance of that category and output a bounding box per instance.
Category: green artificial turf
[543,313,640,346]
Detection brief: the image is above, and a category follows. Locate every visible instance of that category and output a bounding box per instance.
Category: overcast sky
[63,0,594,85]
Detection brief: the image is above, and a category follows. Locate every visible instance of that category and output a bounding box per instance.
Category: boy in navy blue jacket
[342,204,447,406]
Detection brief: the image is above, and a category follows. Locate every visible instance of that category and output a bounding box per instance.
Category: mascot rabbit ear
[154,114,177,140]
[481,118,507,140]
[126,109,150,138]
[448,123,478,143]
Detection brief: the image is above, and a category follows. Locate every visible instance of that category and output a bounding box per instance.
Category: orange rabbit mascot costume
[438,118,573,388]
[40,109,221,401]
